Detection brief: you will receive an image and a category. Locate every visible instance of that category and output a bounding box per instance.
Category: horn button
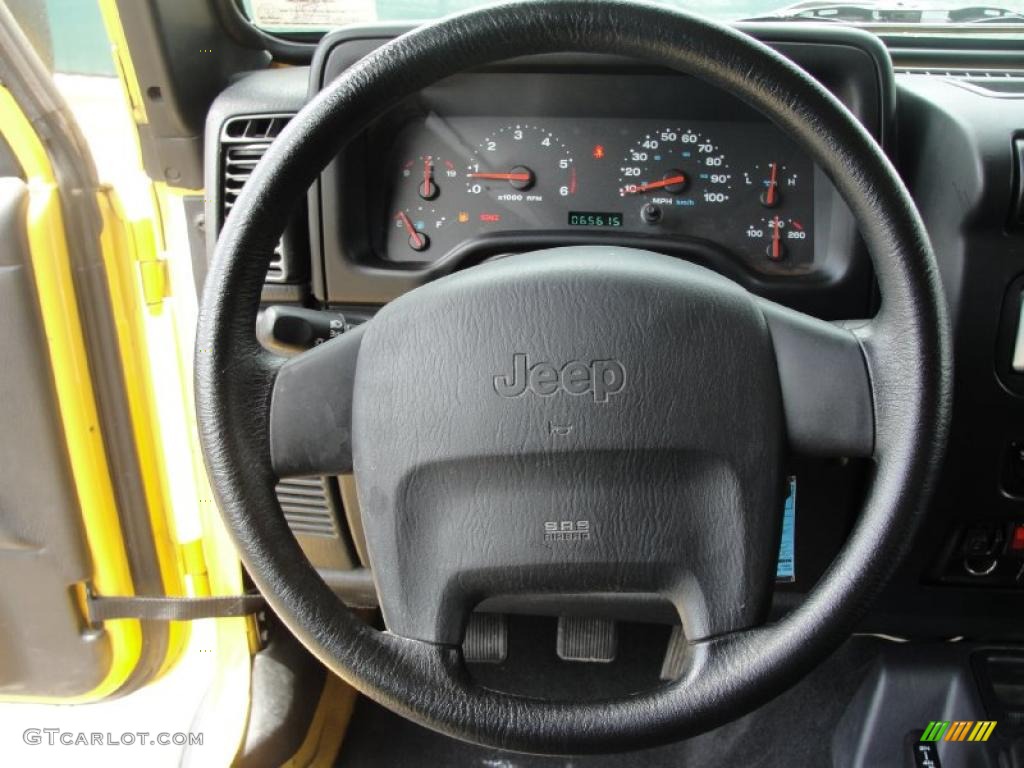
[351,247,784,645]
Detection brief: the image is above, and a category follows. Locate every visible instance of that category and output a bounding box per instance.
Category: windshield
[241,0,1024,33]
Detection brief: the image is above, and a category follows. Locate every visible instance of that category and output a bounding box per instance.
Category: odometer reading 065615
[568,211,623,228]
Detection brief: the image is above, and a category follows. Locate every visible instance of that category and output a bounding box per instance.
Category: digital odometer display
[568,211,623,228]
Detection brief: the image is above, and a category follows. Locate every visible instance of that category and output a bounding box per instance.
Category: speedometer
[617,127,732,217]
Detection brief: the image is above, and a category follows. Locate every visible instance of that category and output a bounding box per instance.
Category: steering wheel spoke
[268,324,364,478]
[759,300,875,458]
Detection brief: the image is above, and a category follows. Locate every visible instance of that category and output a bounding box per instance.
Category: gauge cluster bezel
[376,109,820,274]
[310,24,893,318]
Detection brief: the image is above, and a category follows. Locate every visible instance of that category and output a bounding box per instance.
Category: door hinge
[138,259,168,308]
[128,218,169,309]
[179,538,211,596]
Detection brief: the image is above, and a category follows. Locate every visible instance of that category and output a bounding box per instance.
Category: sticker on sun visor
[247,0,376,30]
[776,476,796,582]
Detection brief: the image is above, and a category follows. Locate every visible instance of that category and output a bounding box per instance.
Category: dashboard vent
[220,114,294,282]
[275,477,338,538]
[895,66,1024,78]
[895,67,1024,95]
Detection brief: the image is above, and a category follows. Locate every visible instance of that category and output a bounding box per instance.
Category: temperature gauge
[745,216,810,263]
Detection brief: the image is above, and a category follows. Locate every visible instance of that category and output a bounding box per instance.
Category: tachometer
[617,128,732,219]
[465,124,576,203]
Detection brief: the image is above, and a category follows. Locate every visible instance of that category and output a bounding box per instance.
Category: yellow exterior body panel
[98,7,254,756]
[0,85,141,702]
[81,6,277,761]
[152,183,255,764]
[96,188,190,678]
[97,0,148,125]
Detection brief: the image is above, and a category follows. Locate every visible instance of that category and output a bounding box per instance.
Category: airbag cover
[351,246,785,644]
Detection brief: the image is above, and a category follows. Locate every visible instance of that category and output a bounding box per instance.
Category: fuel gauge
[393,205,449,254]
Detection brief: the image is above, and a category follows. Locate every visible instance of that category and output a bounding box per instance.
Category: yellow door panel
[0,85,140,702]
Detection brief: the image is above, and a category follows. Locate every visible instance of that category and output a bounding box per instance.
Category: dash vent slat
[275,478,338,538]
[894,67,1024,96]
[219,114,295,282]
[895,67,1024,79]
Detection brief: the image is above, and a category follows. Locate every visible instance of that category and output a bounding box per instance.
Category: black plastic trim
[112,0,270,188]
[309,23,891,312]
[211,0,318,64]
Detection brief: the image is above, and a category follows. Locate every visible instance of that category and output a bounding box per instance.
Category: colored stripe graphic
[945,721,972,741]
[969,721,997,742]
[921,721,950,742]
[921,720,996,743]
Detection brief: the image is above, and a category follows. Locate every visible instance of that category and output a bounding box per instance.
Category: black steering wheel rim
[196,0,951,754]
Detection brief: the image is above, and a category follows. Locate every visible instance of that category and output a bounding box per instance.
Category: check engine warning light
[480,212,502,223]
[457,211,469,223]
[592,144,605,159]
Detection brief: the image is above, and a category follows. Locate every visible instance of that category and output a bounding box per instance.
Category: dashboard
[204,22,1024,642]
[203,25,892,599]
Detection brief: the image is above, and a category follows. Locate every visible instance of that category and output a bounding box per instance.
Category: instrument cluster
[383,115,816,275]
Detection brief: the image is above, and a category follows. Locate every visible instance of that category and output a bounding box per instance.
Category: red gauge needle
[396,211,426,251]
[421,158,433,198]
[770,216,783,261]
[466,172,532,181]
[621,174,687,195]
[765,162,779,206]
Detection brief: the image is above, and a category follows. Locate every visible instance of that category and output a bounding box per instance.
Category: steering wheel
[196,0,950,754]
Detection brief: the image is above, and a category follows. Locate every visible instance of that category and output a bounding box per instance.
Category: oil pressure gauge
[399,154,459,200]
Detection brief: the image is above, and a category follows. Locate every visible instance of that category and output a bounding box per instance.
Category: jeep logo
[493,353,626,403]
